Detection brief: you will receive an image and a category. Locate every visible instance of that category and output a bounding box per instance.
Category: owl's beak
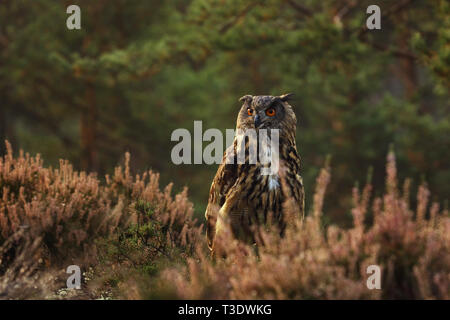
[254,114,262,128]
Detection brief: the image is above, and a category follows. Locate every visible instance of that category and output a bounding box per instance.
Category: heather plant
[0,141,448,299]
[0,141,201,299]
[91,181,203,298]
[140,151,449,300]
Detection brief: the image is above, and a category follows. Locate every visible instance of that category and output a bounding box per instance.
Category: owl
[205,93,304,252]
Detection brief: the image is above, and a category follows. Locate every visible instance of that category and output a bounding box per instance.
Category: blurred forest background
[0,0,448,225]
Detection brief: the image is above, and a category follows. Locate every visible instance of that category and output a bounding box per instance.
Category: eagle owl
[205,94,305,251]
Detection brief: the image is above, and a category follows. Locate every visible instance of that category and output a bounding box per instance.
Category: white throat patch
[268,175,280,190]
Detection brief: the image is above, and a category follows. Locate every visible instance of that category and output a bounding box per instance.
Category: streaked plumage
[205,94,304,252]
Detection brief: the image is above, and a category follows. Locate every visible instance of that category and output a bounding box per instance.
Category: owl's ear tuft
[239,95,253,104]
[279,93,294,102]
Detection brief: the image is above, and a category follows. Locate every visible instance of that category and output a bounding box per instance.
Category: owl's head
[236,94,297,135]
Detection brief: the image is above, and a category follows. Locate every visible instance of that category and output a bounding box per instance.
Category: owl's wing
[293,173,305,220]
[287,147,305,220]
[205,143,237,250]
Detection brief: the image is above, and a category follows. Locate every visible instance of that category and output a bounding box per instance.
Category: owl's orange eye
[247,108,253,116]
[266,108,276,117]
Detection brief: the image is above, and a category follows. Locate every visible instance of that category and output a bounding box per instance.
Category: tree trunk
[397,10,418,101]
[80,81,97,172]
[0,101,6,156]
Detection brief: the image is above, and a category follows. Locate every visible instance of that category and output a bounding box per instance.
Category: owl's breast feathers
[205,137,304,250]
